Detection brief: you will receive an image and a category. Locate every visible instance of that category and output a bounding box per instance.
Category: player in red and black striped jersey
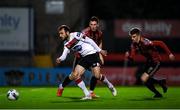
[125,27,175,98]
[57,16,106,98]
[81,16,103,98]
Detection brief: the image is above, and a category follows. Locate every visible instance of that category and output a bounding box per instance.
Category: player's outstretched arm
[56,47,70,64]
[125,44,136,62]
[99,53,104,65]
[153,41,171,54]
[153,40,175,61]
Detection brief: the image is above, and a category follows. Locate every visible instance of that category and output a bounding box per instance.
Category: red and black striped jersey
[82,27,103,46]
[129,37,172,63]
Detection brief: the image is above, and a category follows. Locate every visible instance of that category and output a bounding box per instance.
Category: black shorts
[74,53,100,70]
[72,57,80,70]
[73,52,101,71]
[143,61,160,77]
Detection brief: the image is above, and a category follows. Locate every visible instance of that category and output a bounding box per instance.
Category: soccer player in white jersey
[56,25,117,100]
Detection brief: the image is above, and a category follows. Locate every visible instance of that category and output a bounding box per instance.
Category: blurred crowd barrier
[0,67,180,86]
[0,68,92,86]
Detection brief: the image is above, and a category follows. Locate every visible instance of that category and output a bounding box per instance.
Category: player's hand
[56,58,61,64]
[100,50,107,56]
[125,51,133,62]
[125,51,130,60]
[169,53,175,61]
[125,51,129,58]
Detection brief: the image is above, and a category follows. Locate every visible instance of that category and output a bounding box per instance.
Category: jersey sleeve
[152,40,172,55]
[83,36,102,52]
[58,46,70,61]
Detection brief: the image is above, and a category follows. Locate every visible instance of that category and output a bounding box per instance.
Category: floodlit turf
[0,86,180,109]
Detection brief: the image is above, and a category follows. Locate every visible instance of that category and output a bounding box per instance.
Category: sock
[89,76,98,91]
[145,78,161,95]
[58,84,63,89]
[75,78,90,96]
[150,77,166,86]
[149,77,160,84]
[150,77,167,92]
[61,76,72,88]
[100,74,113,88]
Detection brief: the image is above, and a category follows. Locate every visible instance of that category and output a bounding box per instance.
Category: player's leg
[91,66,117,96]
[149,78,167,93]
[141,62,165,98]
[141,73,162,98]
[148,62,167,93]
[57,57,78,96]
[89,76,98,91]
[89,76,99,98]
[57,74,72,96]
[71,64,91,100]
[89,53,101,98]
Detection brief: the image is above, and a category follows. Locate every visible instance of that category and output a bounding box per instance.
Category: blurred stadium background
[0,0,180,87]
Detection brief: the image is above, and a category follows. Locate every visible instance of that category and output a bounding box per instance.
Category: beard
[62,34,69,42]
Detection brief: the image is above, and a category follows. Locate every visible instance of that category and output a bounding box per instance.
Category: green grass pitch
[0,86,180,109]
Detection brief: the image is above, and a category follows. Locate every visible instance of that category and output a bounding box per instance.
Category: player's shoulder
[70,32,81,36]
[142,37,152,45]
[82,27,90,33]
[70,32,83,39]
[82,27,91,36]
[70,32,78,36]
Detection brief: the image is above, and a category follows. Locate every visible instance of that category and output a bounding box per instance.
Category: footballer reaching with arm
[57,16,104,98]
[125,27,175,98]
[56,25,117,100]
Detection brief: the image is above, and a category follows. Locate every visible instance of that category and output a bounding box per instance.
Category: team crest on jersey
[72,45,82,52]
[144,38,152,45]
[76,32,81,38]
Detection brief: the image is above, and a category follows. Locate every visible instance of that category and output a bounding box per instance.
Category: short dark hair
[129,27,141,36]
[90,16,99,24]
[57,25,70,32]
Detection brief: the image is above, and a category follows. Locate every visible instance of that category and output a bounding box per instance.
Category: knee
[92,70,100,79]
[69,72,79,80]
[93,73,101,79]
[141,76,145,83]
[94,73,105,81]
[141,74,149,83]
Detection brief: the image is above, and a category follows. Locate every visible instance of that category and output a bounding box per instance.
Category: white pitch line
[0,88,46,97]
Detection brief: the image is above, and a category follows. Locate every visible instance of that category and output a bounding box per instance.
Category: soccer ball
[7,89,19,101]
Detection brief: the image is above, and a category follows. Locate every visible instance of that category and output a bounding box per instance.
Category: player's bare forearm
[99,53,104,65]
[99,41,103,49]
